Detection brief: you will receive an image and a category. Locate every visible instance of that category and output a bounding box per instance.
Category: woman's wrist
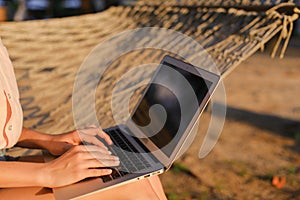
[0,161,52,188]
[33,163,51,187]
[36,162,53,188]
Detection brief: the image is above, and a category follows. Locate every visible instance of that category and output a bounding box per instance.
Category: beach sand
[160,39,300,200]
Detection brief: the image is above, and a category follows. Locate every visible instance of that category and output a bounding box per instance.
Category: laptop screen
[130,61,213,157]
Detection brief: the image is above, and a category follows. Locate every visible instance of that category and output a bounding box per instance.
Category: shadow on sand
[224,105,300,154]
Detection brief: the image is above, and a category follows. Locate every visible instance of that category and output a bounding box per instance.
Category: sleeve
[0,82,8,149]
[0,39,23,148]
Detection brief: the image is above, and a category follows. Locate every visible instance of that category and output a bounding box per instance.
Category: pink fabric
[0,38,23,149]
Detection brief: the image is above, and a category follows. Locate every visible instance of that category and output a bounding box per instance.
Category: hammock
[0,1,299,138]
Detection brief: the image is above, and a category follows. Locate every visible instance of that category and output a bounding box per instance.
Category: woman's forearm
[0,145,118,188]
[16,127,75,156]
[16,127,54,149]
[0,161,48,188]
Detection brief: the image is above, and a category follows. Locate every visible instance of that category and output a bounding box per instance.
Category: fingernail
[114,156,119,161]
[110,156,118,160]
[106,169,112,174]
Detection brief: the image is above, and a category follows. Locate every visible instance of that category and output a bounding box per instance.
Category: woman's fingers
[71,145,119,168]
[86,168,113,178]
[80,126,113,146]
[83,157,120,168]
[97,130,113,145]
[80,133,110,150]
[79,144,111,155]
[46,144,122,187]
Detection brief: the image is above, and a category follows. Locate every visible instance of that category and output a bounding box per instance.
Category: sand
[160,39,300,200]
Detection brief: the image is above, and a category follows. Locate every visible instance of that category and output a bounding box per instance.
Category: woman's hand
[47,125,113,156]
[43,145,119,188]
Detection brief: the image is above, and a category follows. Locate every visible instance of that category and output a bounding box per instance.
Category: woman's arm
[16,126,113,156]
[0,145,118,188]
[16,127,72,155]
[17,127,59,149]
[0,161,46,188]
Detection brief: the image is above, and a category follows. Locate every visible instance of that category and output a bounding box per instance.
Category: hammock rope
[0,1,299,133]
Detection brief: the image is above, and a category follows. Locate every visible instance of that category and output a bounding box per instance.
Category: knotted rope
[251,2,300,58]
[269,3,300,58]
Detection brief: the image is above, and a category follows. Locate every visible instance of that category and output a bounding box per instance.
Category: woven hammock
[136,0,299,7]
[0,1,299,139]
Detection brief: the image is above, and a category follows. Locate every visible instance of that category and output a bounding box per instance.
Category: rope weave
[136,0,289,7]
[0,2,298,134]
[265,3,300,57]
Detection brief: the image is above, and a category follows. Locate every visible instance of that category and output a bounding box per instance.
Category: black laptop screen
[130,61,212,157]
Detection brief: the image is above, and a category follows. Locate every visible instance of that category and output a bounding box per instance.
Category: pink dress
[0,38,23,149]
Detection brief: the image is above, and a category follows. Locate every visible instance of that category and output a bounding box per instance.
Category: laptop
[53,55,220,199]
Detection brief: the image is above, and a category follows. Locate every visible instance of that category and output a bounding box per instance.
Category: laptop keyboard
[100,129,151,183]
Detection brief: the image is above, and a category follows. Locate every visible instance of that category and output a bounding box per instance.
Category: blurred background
[0,0,299,36]
[0,0,136,21]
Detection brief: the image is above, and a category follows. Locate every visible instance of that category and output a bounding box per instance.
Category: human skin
[0,126,120,188]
